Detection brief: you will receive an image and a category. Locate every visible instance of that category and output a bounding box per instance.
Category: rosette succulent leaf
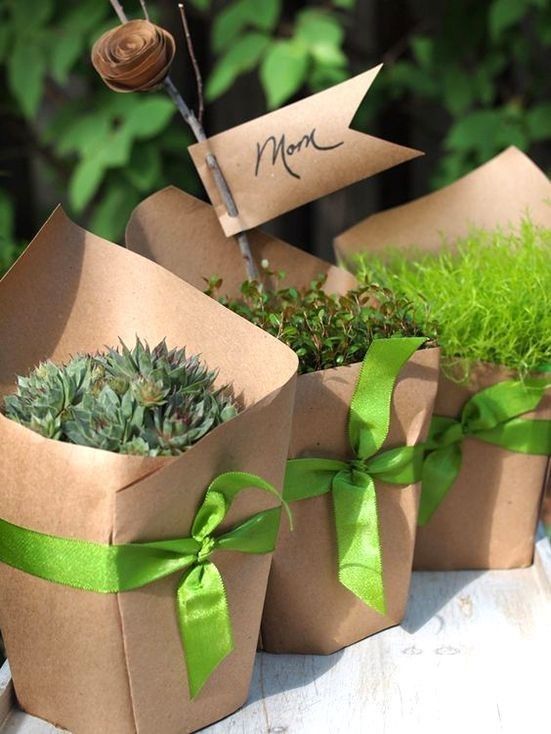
[3,338,237,456]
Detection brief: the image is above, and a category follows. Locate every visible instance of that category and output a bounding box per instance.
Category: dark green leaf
[8,39,46,118]
[189,0,211,10]
[12,0,54,30]
[489,0,527,40]
[411,36,433,68]
[64,0,109,33]
[89,181,141,241]
[442,67,473,115]
[125,145,162,191]
[526,104,551,140]
[51,32,83,84]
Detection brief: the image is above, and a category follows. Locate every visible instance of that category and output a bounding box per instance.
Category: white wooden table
[2,531,550,734]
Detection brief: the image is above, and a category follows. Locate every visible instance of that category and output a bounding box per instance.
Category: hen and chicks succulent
[3,338,237,455]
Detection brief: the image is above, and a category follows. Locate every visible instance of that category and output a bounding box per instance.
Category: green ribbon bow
[0,471,284,698]
[419,378,551,525]
[284,337,426,614]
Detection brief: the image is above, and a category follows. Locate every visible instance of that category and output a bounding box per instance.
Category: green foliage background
[0,0,549,276]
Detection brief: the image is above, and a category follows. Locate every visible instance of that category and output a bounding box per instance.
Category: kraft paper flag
[0,209,298,734]
[334,146,551,260]
[189,65,422,236]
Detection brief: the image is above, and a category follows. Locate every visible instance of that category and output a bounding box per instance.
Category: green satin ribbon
[284,337,426,614]
[0,471,284,698]
[419,378,551,525]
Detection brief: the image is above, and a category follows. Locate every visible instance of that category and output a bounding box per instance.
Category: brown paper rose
[92,20,176,93]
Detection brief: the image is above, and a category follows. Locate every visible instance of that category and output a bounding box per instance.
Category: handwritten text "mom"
[255,129,344,180]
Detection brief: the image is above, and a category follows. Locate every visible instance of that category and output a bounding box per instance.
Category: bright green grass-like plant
[207,272,431,374]
[3,338,237,456]
[355,220,551,380]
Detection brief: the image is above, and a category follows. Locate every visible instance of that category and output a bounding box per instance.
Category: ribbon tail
[177,562,234,698]
[476,417,551,456]
[418,445,462,526]
[332,470,385,614]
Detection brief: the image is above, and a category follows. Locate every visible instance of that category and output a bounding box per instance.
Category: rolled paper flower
[92,19,176,92]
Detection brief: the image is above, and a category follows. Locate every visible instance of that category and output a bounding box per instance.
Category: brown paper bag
[0,208,298,734]
[333,146,551,570]
[261,348,439,653]
[126,189,440,653]
[126,187,357,296]
[334,146,551,261]
[414,365,551,570]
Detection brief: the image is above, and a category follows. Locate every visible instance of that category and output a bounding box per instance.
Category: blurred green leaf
[249,0,281,31]
[0,25,10,63]
[64,0,108,33]
[69,156,107,211]
[309,61,348,92]
[442,67,473,115]
[89,180,141,241]
[489,0,527,40]
[124,98,175,139]
[54,114,111,156]
[125,145,162,192]
[260,40,309,108]
[12,0,54,30]
[296,9,343,48]
[189,0,211,10]
[332,0,356,7]
[310,43,346,66]
[0,190,14,239]
[445,109,503,159]
[212,0,250,53]
[206,32,270,101]
[8,39,46,118]
[411,36,433,68]
[527,104,551,140]
[51,32,83,83]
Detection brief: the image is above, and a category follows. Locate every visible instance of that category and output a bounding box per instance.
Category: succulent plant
[3,338,237,456]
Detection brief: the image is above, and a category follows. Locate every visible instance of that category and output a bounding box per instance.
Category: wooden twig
[109,0,128,23]
[178,2,204,124]
[106,0,259,281]
[139,0,150,20]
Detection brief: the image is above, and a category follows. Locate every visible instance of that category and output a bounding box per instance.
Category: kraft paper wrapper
[126,187,439,652]
[189,65,422,236]
[334,146,551,260]
[126,187,357,296]
[414,364,551,571]
[0,209,298,734]
[332,150,550,570]
[262,347,440,654]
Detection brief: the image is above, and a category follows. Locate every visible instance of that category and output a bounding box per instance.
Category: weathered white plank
[0,661,13,728]
[2,532,550,734]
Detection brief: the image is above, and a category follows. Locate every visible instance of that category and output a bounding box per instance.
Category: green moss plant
[3,338,237,455]
[207,271,431,375]
[354,220,551,380]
